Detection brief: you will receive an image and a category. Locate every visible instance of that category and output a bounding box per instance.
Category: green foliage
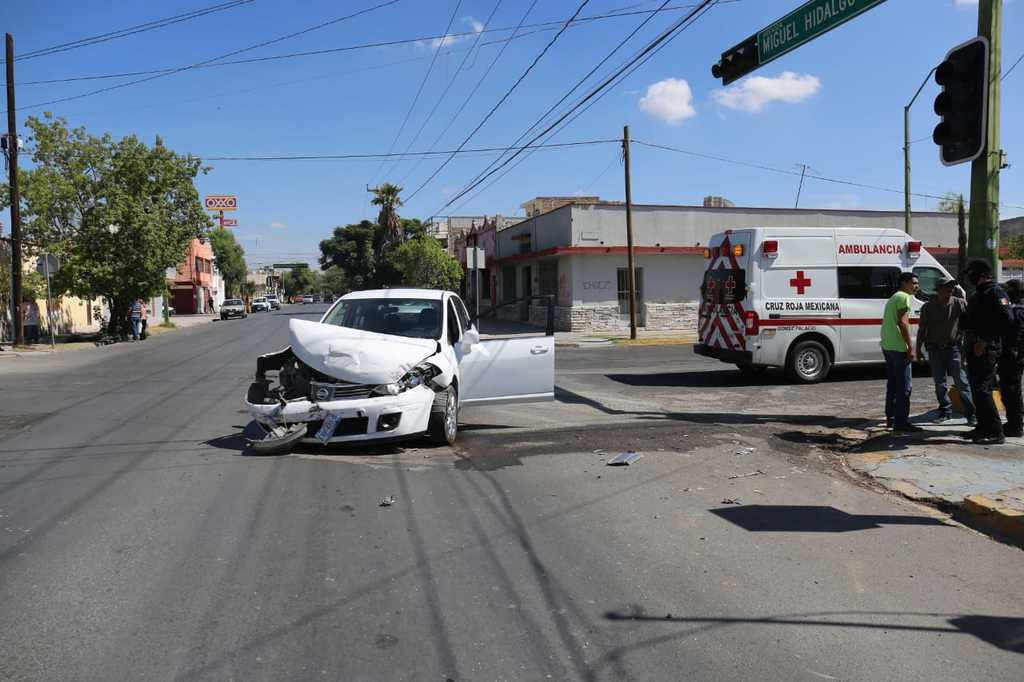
[321,266,349,295]
[372,183,404,252]
[280,266,319,297]
[390,235,463,290]
[401,218,426,241]
[3,114,210,335]
[1006,235,1024,260]
[319,220,383,289]
[938,192,965,213]
[208,228,247,296]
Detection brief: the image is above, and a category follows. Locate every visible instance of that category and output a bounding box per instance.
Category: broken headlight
[370,362,441,397]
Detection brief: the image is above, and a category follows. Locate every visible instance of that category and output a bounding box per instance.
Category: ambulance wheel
[735,363,766,376]
[786,339,831,384]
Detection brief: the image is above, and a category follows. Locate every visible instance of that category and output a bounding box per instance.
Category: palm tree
[372,183,404,251]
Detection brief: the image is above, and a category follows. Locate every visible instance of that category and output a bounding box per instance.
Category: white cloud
[638,78,696,125]
[270,221,287,229]
[711,71,820,113]
[954,0,977,6]
[417,16,484,49]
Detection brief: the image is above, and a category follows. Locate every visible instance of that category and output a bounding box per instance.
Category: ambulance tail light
[733,244,744,257]
[743,310,760,336]
[763,240,779,259]
[703,248,711,259]
[907,241,922,258]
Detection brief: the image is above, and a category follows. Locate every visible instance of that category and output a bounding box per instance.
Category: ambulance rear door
[699,230,754,358]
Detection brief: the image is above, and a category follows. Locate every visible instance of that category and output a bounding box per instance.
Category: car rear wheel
[786,339,831,384]
[427,386,458,445]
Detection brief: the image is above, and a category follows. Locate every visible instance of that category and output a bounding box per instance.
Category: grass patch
[157,321,176,329]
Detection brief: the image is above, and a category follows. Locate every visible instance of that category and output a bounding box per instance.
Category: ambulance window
[702,269,746,304]
[837,267,900,299]
[913,267,945,297]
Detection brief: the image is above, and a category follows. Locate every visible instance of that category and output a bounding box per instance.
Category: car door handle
[530,345,549,355]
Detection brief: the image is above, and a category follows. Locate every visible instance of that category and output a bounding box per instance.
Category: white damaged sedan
[245,288,554,453]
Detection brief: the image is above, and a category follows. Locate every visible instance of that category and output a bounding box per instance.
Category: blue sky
[4,0,1022,267]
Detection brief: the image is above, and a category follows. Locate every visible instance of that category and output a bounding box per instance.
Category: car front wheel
[427,386,458,445]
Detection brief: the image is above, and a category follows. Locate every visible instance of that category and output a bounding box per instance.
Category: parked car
[245,288,555,453]
[221,298,246,320]
[302,294,314,304]
[252,297,271,312]
[266,296,281,310]
[312,295,322,304]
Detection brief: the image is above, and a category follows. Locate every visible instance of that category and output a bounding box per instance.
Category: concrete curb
[957,495,1024,549]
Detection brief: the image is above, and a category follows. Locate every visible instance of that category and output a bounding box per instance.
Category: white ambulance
[694,227,955,383]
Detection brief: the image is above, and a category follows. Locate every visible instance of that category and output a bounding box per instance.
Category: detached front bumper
[246,384,435,444]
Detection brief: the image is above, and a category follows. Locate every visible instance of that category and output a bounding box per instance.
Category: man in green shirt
[881,271,921,433]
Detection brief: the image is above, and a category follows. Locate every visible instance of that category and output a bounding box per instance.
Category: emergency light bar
[907,241,922,258]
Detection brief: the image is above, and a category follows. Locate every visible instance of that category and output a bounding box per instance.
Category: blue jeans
[883,349,912,426]
[926,343,974,419]
[130,317,142,340]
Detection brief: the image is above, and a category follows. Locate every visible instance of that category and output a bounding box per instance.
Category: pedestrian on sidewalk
[916,277,976,426]
[998,279,1024,438]
[129,297,145,341]
[140,298,149,340]
[962,260,1014,445]
[23,298,41,345]
[881,271,922,433]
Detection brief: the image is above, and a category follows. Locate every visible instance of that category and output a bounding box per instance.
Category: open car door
[457,334,554,405]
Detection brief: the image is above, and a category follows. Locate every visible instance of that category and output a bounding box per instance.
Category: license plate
[315,413,342,444]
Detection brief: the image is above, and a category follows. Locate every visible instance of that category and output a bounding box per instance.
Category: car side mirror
[460,326,480,351]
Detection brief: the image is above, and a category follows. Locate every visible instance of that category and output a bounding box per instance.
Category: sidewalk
[0,314,216,356]
[841,413,1024,548]
[476,318,696,348]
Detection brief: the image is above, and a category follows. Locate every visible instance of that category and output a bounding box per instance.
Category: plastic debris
[607,451,643,466]
[378,496,396,507]
[734,447,755,456]
[720,497,742,505]
[727,469,766,480]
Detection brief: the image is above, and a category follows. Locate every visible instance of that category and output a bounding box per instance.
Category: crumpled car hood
[288,318,438,385]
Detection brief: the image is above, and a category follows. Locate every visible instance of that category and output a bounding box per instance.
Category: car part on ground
[248,422,306,455]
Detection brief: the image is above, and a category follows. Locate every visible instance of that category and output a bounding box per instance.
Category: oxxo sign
[758,0,887,65]
[204,195,238,211]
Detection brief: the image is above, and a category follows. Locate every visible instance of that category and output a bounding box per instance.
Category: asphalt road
[1,306,1021,681]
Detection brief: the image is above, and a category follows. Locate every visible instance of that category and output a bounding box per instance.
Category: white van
[694,227,954,383]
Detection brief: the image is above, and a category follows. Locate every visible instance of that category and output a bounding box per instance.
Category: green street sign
[272,262,309,269]
[757,0,887,65]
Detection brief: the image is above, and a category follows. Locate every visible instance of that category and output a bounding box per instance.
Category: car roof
[341,288,448,301]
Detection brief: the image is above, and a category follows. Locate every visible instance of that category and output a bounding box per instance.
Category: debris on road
[734,447,755,456]
[727,469,766,480]
[607,451,643,466]
[720,497,742,505]
[378,496,396,507]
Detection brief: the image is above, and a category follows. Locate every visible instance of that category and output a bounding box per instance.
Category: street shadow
[607,363,932,389]
[601,608,1023,655]
[710,504,947,533]
[456,423,519,432]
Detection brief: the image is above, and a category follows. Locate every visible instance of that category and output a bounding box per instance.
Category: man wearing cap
[962,260,1014,445]
[916,277,975,426]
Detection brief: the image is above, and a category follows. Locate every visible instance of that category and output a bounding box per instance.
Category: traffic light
[932,36,989,167]
[711,34,759,86]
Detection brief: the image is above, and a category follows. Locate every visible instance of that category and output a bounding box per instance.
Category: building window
[837,267,899,299]
[617,267,644,314]
[195,257,201,273]
[539,260,558,297]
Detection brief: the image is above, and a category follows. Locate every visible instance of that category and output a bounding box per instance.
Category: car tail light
[743,310,760,336]
[763,240,779,258]
[703,248,711,259]
[907,241,922,257]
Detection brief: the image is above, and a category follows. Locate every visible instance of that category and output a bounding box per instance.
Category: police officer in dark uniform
[961,260,1014,444]
[998,279,1024,438]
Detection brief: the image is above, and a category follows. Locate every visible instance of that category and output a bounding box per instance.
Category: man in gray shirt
[916,277,975,424]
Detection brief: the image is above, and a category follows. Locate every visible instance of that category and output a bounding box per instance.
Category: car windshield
[254,298,266,303]
[224,299,242,306]
[322,298,442,339]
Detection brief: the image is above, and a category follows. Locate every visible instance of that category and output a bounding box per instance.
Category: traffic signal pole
[968,0,1002,275]
[903,67,937,237]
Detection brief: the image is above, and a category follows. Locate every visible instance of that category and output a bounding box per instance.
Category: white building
[492,201,968,332]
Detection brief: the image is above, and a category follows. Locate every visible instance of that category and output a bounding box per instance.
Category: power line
[1004,50,1024,80]
[405,0,593,203]
[9,0,257,62]
[632,139,1024,211]
[200,138,617,161]
[451,0,677,208]
[4,0,404,113]
[433,0,718,214]
[381,0,504,182]
[369,0,464,184]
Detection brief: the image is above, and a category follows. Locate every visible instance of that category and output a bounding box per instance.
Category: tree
[321,266,349,295]
[390,235,463,290]
[319,220,383,289]
[401,218,426,241]
[372,182,404,252]
[280,266,318,297]
[2,114,210,337]
[209,228,247,296]
[1007,235,1024,261]
[938,191,965,213]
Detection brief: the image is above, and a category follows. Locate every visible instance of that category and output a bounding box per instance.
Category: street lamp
[904,67,937,236]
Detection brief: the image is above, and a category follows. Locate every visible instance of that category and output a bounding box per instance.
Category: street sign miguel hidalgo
[758,0,887,65]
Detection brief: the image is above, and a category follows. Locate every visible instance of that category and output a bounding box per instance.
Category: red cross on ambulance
[789,271,812,295]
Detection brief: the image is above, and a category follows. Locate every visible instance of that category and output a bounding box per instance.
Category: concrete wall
[497,209,573,257]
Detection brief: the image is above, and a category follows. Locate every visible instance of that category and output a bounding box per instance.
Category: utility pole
[5,33,23,346]
[968,0,1002,276]
[794,163,807,209]
[957,195,968,279]
[903,67,937,236]
[622,125,637,340]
